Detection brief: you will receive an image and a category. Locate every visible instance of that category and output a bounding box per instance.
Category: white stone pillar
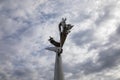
[54,53,64,80]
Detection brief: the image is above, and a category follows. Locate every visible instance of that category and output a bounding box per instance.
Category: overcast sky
[0,0,120,80]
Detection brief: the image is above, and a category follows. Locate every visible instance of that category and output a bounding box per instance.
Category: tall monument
[46,18,73,80]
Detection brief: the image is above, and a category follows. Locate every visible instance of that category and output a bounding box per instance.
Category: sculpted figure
[59,18,73,47]
[48,18,73,55]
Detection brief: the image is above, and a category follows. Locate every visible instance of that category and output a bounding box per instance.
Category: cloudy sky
[0,0,120,80]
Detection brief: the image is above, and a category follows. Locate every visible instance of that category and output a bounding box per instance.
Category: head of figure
[62,18,66,22]
[60,18,67,28]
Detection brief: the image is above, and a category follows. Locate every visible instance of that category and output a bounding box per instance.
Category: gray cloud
[0,0,120,80]
[82,47,120,74]
[66,15,120,80]
[95,3,114,25]
[0,72,7,80]
[62,46,120,80]
[110,25,120,42]
[116,25,120,34]
[71,29,94,46]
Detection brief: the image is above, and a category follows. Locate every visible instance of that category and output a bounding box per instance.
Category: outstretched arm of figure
[48,36,60,47]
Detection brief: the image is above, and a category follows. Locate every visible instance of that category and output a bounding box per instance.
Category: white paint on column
[54,53,64,80]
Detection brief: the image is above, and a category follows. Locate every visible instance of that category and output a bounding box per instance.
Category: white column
[54,53,64,80]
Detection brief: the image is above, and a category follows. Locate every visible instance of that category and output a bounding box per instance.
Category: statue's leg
[60,32,67,47]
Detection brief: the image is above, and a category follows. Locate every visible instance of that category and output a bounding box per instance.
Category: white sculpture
[46,18,73,80]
